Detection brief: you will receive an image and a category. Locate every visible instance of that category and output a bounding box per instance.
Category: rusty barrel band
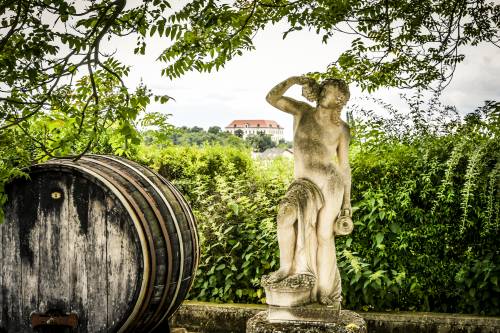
[158,174,200,291]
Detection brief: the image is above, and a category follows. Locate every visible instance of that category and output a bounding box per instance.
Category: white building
[225,119,284,142]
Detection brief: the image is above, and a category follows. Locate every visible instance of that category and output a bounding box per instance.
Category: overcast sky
[113,23,500,140]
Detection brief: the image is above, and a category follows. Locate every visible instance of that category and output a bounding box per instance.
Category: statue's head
[301,78,350,109]
[318,79,350,109]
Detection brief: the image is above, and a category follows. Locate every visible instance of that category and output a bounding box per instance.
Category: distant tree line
[144,125,292,152]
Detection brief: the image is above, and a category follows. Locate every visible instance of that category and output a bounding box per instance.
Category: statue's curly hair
[301,78,350,103]
[301,78,349,125]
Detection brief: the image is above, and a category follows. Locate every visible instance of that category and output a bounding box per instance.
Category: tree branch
[228,0,257,40]
[0,1,25,53]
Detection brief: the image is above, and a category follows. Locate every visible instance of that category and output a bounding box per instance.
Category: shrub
[141,145,292,303]
[338,100,499,314]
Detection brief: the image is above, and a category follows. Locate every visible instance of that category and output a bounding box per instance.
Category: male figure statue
[265,76,352,306]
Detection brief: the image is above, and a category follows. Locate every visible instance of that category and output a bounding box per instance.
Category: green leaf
[389,223,401,233]
[150,25,157,37]
[491,276,498,286]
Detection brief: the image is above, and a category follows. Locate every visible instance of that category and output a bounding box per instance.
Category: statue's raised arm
[265,76,316,115]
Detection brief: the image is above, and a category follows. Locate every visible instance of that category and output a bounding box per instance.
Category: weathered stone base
[268,303,340,323]
[262,273,316,307]
[247,310,367,333]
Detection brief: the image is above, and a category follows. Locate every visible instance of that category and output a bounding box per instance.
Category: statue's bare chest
[294,112,341,153]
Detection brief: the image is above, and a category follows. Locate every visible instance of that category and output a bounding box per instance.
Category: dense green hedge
[344,104,500,314]
[140,145,290,303]
[141,101,499,315]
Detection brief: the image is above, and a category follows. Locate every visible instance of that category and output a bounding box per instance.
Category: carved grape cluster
[301,82,321,102]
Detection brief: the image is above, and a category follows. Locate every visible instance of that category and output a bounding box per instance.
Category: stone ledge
[170,301,266,333]
[170,301,500,333]
[268,303,340,323]
[362,311,500,333]
[247,310,366,333]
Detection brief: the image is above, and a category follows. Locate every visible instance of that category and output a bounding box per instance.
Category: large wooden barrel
[0,155,199,333]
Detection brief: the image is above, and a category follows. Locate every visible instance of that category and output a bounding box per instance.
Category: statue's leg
[316,187,343,305]
[267,202,297,283]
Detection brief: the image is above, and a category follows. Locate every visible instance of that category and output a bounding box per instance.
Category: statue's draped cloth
[280,178,324,281]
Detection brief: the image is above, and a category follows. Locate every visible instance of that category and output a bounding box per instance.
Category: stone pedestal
[256,273,365,333]
[262,274,315,307]
[247,310,367,333]
[268,303,340,323]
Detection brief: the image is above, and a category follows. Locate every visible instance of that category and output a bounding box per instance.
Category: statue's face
[318,85,348,109]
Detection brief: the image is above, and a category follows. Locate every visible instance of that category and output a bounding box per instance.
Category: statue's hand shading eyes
[296,76,315,86]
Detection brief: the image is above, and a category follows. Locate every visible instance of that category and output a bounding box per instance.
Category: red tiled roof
[225,120,282,128]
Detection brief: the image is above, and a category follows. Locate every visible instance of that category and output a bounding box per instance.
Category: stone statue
[262,76,353,309]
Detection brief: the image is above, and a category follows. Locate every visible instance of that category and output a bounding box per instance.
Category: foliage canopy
[160,0,500,91]
[0,0,175,157]
[2,0,499,136]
